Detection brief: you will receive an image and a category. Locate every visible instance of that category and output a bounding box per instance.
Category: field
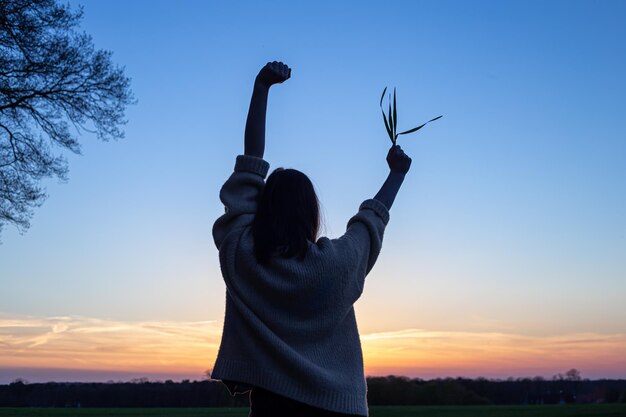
[2,405,626,417]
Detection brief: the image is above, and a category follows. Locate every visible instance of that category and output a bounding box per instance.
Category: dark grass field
[2,405,626,417]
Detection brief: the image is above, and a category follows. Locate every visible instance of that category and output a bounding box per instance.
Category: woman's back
[212,154,389,415]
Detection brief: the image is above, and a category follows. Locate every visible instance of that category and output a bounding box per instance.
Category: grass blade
[393,87,397,134]
[397,123,426,136]
[387,101,396,140]
[380,87,387,108]
[381,110,393,142]
[397,115,443,136]
[427,115,443,123]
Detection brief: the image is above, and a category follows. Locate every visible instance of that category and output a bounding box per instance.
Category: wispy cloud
[361,328,626,379]
[0,314,221,374]
[1,314,625,381]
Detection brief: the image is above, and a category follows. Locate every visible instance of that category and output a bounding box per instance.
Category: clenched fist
[256,61,291,87]
[387,145,412,175]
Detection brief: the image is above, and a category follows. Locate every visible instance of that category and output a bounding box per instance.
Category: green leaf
[381,110,393,142]
[397,115,443,136]
[380,87,387,108]
[393,87,397,134]
[388,101,393,139]
[397,123,426,136]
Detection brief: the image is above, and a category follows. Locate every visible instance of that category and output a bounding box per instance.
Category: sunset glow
[2,315,625,383]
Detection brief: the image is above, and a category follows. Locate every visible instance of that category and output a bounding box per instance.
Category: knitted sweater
[211,155,390,416]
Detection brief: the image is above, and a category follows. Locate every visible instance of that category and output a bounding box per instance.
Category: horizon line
[2,366,625,386]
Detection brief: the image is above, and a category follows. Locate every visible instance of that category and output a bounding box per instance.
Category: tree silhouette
[566,368,582,381]
[0,0,134,235]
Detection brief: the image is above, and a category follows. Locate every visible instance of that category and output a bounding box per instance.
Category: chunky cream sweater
[212,155,389,416]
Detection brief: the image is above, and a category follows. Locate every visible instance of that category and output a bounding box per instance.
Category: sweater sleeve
[331,198,390,301]
[212,155,270,249]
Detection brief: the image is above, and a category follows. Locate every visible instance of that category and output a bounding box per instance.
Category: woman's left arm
[212,61,291,249]
[244,61,291,158]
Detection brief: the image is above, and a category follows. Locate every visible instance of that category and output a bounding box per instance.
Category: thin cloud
[360,328,626,378]
[1,314,625,380]
[0,315,222,374]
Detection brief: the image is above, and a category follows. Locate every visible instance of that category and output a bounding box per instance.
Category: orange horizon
[2,315,625,383]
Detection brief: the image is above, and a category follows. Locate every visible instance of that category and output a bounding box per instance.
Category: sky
[1,0,625,383]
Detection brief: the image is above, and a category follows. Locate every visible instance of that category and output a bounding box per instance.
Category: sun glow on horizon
[2,314,625,383]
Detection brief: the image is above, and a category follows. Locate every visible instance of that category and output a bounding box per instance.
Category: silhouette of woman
[211,61,411,417]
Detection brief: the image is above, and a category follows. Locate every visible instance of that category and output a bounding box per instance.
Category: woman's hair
[252,168,320,264]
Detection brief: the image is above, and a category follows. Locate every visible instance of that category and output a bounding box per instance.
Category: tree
[0,0,134,235]
[565,368,582,382]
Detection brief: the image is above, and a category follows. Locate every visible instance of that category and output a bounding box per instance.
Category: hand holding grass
[374,145,412,210]
[387,145,411,175]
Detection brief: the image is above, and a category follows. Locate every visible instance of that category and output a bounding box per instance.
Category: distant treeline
[366,376,626,406]
[1,376,626,407]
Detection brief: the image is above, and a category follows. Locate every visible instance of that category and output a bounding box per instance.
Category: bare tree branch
[0,0,135,236]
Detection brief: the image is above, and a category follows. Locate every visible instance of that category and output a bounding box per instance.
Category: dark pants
[249,386,364,417]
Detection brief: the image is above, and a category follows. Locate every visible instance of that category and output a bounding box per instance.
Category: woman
[211,61,411,417]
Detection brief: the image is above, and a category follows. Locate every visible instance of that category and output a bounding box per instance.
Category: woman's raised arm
[373,145,411,210]
[244,61,291,158]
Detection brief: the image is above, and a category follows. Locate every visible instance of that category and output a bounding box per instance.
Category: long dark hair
[252,168,320,264]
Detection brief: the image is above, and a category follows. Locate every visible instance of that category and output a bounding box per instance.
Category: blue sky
[1,0,625,381]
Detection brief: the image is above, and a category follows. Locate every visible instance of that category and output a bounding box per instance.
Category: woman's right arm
[373,145,411,210]
[328,145,411,301]
[340,145,411,265]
